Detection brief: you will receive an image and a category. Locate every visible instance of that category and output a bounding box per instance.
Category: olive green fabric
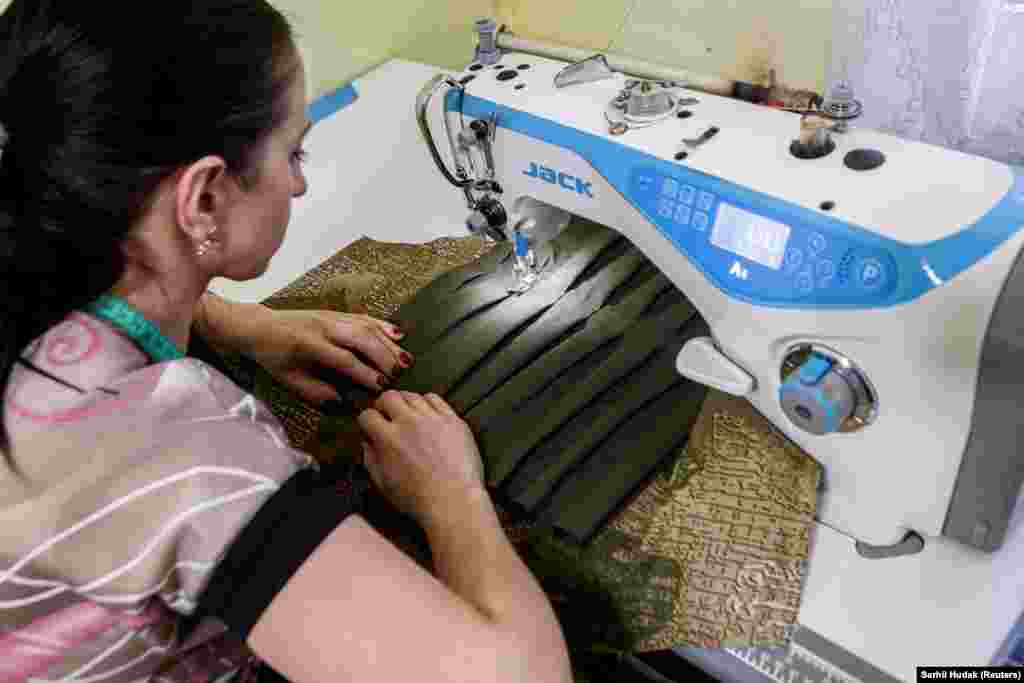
[447,244,647,414]
[357,220,709,544]
[480,297,701,489]
[504,314,710,517]
[540,378,708,543]
[394,220,620,396]
[395,253,517,358]
[465,270,672,432]
[199,227,821,676]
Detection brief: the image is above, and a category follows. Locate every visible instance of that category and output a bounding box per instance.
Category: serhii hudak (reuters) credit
[918,668,1022,681]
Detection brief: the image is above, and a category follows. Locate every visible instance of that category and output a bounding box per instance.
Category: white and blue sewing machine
[408,40,1024,682]
[212,40,1024,681]
[416,49,1024,556]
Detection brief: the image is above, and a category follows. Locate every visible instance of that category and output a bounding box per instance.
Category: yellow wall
[495,0,833,93]
[275,0,497,99]
[0,0,496,101]
[0,0,830,96]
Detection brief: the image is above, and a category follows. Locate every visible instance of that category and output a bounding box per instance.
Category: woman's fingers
[356,315,405,341]
[354,315,414,368]
[280,370,339,406]
[361,438,377,470]
[356,407,398,466]
[400,391,433,414]
[357,391,446,437]
[321,316,413,385]
[370,389,415,419]
[423,393,457,418]
[312,340,390,391]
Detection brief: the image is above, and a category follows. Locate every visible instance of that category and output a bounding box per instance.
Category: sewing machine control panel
[630,167,899,304]
[441,53,1017,309]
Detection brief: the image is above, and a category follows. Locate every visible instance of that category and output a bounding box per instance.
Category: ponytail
[0,0,298,453]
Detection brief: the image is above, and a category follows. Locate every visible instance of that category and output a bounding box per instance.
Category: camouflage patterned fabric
[205,233,821,680]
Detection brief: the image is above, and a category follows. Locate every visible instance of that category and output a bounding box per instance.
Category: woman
[0,1,572,681]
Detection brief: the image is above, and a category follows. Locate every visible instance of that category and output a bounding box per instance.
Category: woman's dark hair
[0,0,299,453]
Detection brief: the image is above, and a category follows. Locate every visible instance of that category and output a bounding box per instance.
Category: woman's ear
[174,156,230,243]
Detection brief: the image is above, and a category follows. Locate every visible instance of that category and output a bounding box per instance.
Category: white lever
[676,337,756,397]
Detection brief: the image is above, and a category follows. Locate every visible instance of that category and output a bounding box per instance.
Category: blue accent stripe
[308,83,358,123]
[448,92,1024,309]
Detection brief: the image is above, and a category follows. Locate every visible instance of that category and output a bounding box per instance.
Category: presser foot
[509,269,541,294]
[506,242,554,294]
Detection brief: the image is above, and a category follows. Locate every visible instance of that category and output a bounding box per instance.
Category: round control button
[855,257,888,291]
[497,69,518,81]
[808,232,827,255]
[816,259,836,279]
[518,64,531,70]
[468,63,484,71]
[784,247,804,272]
[795,272,815,295]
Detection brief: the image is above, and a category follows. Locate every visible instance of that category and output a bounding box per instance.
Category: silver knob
[466,210,489,236]
[821,62,863,133]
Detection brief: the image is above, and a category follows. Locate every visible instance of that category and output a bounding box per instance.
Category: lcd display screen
[710,203,791,270]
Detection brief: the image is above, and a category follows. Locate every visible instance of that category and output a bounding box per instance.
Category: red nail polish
[400,352,413,367]
[391,325,404,337]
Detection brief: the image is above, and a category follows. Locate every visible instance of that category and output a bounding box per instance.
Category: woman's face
[219,55,311,281]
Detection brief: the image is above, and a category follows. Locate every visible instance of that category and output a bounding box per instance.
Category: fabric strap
[447,244,648,414]
[504,314,710,514]
[395,221,620,397]
[83,293,184,363]
[482,298,698,488]
[464,271,672,432]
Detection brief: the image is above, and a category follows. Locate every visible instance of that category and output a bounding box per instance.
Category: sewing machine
[410,50,1024,680]
[416,51,1024,555]
[212,53,1024,681]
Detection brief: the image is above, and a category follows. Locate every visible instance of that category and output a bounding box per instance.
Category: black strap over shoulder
[186,464,368,642]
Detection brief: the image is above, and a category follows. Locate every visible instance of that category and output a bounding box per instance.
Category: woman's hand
[194,294,413,404]
[357,390,485,526]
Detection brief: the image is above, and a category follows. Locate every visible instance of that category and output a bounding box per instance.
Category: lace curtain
[832,0,1024,164]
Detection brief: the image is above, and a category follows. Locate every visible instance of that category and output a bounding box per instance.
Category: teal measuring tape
[84,294,184,363]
